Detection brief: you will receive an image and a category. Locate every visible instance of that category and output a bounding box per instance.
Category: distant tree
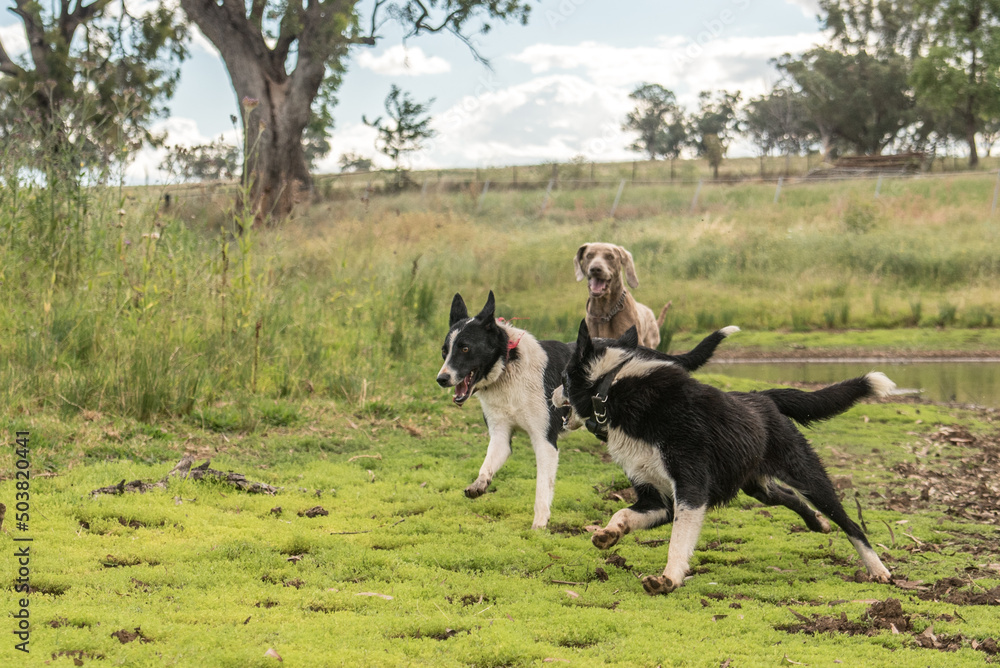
[622,83,687,162]
[910,1,1000,167]
[690,90,741,178]
[180,0,531,222]
[162,140,240,181]
[981,117,1000,157]
[338,152,373,173]
[776,48,913,157]
[743,86,813,174]
[363,85,436,186]
[0,0,188,173]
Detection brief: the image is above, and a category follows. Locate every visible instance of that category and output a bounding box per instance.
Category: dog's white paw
[464,477,491,499]
[641,575,678,595]
[592,528,622,550]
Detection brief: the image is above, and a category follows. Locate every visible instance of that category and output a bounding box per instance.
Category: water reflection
[706,360,1000,407]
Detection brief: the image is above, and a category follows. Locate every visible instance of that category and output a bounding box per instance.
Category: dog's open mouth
[454,372,475,405]
[588,277,609,296]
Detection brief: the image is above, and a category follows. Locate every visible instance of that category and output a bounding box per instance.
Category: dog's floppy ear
[575,319,593,360]
[615,246,639,288]
[618,325,639,350]
[474,290,496,323]
[449,294,469,326]
[574,244,589,282]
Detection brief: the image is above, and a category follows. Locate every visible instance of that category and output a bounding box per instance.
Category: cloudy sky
[1,0,827,181]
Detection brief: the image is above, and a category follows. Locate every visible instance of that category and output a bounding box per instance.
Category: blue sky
[1,0,827,180]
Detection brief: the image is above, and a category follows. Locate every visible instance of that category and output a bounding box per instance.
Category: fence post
[992,169,1000,216]
[609,179,626,218]
[512,165,517,185]
[631,161,637,182]
[874,174,883,199]
[540,178,555,216]
[420,180,428,200]
[773,176,783,204]
[690,179,703,213]
[476,180,490,213]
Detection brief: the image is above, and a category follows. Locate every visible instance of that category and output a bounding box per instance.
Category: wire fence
[160,159,1000,220]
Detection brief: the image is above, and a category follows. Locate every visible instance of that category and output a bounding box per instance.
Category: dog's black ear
[475,290,496,323]
[618,325,639,350]
[575,319,593,359]
[449,294,468,326]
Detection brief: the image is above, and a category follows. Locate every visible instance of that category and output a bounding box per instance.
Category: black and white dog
[436,291,738,529]
[553,321,894,593]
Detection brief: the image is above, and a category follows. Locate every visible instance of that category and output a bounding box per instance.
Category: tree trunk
[180,0,344,224]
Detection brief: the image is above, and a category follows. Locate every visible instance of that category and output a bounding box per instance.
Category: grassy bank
[1,379,999,666]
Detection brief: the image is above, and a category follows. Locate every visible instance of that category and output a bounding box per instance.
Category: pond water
[705,359,1000,408]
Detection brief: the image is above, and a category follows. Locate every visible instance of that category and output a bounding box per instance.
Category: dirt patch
[593,483,636,504]
[779,597,1000,658]
[111,627,151,644]
[101,554,157,568]
[547,522,587,536]
[882,425,1000,525]
[298,506,329,518]
[604,553,632,572]
[889,576,1000,606]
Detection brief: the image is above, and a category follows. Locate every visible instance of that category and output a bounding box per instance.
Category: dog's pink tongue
[589,277,608,295]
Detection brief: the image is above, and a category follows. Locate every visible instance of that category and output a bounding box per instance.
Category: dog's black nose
[436,374,451,387]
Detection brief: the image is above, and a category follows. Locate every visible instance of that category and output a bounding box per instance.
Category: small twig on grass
[330,518,405,535]
[89,457,279,496]
[549,580,586,586]
[348,454,382,462]
[880,519,896,547]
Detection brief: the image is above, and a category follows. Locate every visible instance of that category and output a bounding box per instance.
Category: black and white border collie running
[553,321,895,593]
[436,291,738,529]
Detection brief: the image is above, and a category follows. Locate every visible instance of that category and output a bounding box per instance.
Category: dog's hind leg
[642,502,707,595]
[774,438,891,583]
[592,484,673,550]
[466,421,512,500]
[742,479,831,533]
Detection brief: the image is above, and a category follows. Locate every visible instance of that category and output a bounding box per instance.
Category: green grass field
[1,167,999,665]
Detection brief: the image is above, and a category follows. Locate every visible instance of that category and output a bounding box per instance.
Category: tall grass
[2,154,1000,423]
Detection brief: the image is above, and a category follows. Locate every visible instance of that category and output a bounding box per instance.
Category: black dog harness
[585,362,626,441]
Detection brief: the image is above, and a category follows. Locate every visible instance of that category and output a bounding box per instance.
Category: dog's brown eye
[461,346,469,353]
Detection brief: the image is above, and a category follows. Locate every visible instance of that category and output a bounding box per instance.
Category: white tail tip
[719,326,740,338]
[866,371,896,398]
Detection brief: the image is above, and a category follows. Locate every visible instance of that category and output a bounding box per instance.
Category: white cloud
[0,23,28,58]
[511,32,824,105]
[356,45,451,76]
[784,0,822,18]
[126,117,239,184]
[313,122,384,174]
[407,74,636,169]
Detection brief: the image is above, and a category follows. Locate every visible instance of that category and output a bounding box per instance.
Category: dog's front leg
[642,503,707,595]
[528,434,559,529]
[466,422,512,499]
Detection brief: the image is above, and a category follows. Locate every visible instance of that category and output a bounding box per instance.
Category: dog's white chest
[607,429,675,498]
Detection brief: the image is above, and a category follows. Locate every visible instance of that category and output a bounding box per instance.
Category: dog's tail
[665,325,740,372]
[656,301,673,328]
[762,372,896,426]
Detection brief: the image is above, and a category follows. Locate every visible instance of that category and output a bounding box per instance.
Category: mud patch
[547,522,587,536]
[593,483,636,504]
[101,554,158,568]
[604,553,632,572]
[883,425,1000,525]
[111,627,151,644]
[779,598,1000,658]
[891,576,1000,606]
